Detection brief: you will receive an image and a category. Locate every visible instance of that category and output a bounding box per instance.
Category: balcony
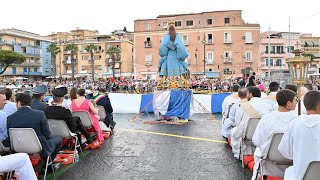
[224,39,232,44]
[144,41,152,48]
[245,58,253,62]
[260,51,286,57]
[260,39,285,44]
[63,60,77,64]
[23,72,42,76]
[183,40,189,45]
[64,50,72,54]
[260,64,288,70]
[207,39,214,44]
[20,62,41,67]
[223,57,232,63]
[23,53,40,58]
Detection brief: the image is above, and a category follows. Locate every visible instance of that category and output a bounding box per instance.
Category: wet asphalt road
[59,113,252,180]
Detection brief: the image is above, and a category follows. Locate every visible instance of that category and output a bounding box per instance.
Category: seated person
[71,89,104,143]
[251,89,298,180]
[0,153,37,180]
[48,85,71,109]
[221,87,247,139]
[0,91,9,152]
[30,85,48,111]
[2,88,17,116]
[263,82,280,111]
[231,86,272,159]
[93,88,116,131]
[4,93,62,166]
[44,86,94,145]
[221,84,240,127]
[279,91,320,180]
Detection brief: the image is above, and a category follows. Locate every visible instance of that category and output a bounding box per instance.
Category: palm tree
[85,44,98,82]
[106,46,120,78]
[46,43,60,80]
[64,44,78,81]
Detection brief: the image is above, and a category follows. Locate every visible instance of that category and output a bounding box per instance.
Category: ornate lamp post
[286,43,311,115]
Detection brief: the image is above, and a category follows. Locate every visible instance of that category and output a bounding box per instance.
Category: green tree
[85,44,98,82]
[64,44,78,81]
[0,50,25,75]
[46,43,60,80]
[302,52,316,61]
[106,46,120,78]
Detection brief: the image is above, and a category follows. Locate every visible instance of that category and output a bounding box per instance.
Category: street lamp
[202,36,206,78]
[195,48,198,75]
[286,42,311,115]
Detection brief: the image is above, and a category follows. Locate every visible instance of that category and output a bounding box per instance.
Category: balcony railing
[63,60,77,64]
[207,39,214,44]
[23,53,40,58]
[224,57,232,63]
[224,39,232,44]
[144,41,152,48]
[23,72,42,76]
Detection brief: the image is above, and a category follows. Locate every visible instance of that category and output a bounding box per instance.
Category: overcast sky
[1,0,319,36]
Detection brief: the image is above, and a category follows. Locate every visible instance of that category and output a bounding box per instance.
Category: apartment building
[259,31,300,80]
[300,34,320,75]
[0,28,52,81]
[47,29,134,79]
[134,10,260,79]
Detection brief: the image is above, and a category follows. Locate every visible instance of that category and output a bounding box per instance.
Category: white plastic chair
[72,111,93,128]
[302,161,320,180]
[9,128,55,180]
[240,118,260,167]
[97,105,107,121]
[256,133,292,179]
[47,119,84,160]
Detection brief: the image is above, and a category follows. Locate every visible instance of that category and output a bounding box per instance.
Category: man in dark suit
[93,88,116,131]
[4,93,62,162]
[44,86,94,145]
[30,85,48,111]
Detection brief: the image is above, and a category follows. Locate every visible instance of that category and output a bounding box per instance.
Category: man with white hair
[230,86,272,158]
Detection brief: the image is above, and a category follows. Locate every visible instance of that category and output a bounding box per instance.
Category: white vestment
[294,95,307,115]
[251,111,298,180]
[221,93,239,119]
[231,97,272,158]
[263,92,278,112]
[221,99,247,138]
[0,153,37,180]
[278,114,320,180]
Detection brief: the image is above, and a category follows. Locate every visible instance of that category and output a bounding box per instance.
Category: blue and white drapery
[108,92,231,115]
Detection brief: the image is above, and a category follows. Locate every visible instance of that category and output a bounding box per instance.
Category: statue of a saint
[158,22,189,89]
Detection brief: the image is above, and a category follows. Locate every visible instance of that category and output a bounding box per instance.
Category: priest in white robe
[278,91,320,180]
[221,84,240,125]
[231,86,272,158]
[221,87,247,138]
[263,82,280,111]
[251,89,298,180]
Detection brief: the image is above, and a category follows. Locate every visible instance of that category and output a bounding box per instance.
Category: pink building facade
[259,31,300,81]
[134,10,261,80]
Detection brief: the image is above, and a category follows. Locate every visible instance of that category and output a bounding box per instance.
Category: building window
[23,68,28,72]
[276,59,282,66]
[224,32,232,43]
[98,65,102,70]
[287,46,294,53]
[34,68,37,72]
[245,32,253,44]
[276,46,284,54]
[12,67,16,74]
[82,56,84,60]
[207,19,213,25]
[145,37,152,48]
[182,35,188,45]
[175,21,181,27]
[186,20,193,26]
[145,54,152,65]
[207,52,214,64]
[224,17,230,24]
[99,55,102,60]
[144,23,151,30]
[162,22,168,29]
[207,34,213,43]
[245,51,253,62]
[224,51,232,62]
[265,46,269,53]
[266,59,274,66]
[82,66,85,71]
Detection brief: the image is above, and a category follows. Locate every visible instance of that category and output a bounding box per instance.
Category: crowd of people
[221,73,320,180]
[0,84,115,179]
